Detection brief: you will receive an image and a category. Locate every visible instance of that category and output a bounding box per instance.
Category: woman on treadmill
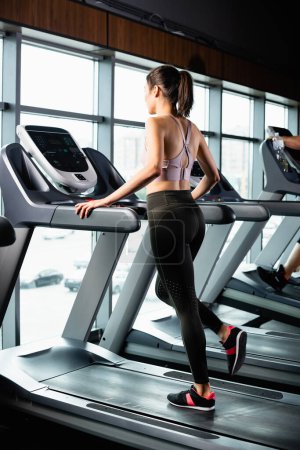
[75,65,247,411]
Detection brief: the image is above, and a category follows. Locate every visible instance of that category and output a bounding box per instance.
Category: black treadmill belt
[46,364,300,450]
[206,329,300,363]
[283,284,300,299]
[142,316,300,363]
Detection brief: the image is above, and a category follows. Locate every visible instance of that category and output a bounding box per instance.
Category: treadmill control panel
[190,161,242,202]
[17,125,98,194]
[267,125,300,176]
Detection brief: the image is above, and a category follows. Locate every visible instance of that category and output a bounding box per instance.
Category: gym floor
[0,407,135,450]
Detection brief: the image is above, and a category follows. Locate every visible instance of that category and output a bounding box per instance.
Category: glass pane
[189,84,208,131]
[114,125,146,199]
[21,44,95,114]
[114,65,148,122]
[0,37,3,159]
[0,37,3,101]
[221,138,252,198]
[20,113,95,148]
[222,92,253,137]
[265,102,288,136]
[20,227,92,344]
[112,222,148,309]
[112,222,172,319]
[262,216,284,249]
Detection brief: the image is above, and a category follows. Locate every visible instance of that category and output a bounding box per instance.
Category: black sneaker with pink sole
[221,326,247,375]
[167,385,216,411]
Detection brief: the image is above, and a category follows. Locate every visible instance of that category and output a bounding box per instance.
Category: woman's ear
[153,85,160,97]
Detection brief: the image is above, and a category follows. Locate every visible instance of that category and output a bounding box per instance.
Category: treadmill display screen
[28,130,88,172]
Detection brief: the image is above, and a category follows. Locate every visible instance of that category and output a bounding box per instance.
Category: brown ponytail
[177,70,194,117]
[146,65,194,117]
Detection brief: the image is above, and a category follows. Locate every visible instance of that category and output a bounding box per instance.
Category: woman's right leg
[155,208,247,375]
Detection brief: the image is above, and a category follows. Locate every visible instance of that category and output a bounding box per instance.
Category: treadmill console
[191,161,242,202]
[16,125,98,194]
[266,125,300,175]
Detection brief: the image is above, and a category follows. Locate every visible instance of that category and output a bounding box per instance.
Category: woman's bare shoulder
[146,116,172,133]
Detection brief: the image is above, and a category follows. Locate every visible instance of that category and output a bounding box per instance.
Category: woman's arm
[191,132,220,201]
[75,117,163,218]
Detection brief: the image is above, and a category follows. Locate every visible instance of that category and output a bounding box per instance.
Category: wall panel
[108,14,223,79]
[0,0,107,46]
[0,1,298,100]
[222,52,298,100]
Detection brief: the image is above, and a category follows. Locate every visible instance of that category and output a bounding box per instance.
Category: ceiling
[84,0,300,79]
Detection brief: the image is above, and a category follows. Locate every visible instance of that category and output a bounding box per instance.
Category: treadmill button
[74,174,87,181]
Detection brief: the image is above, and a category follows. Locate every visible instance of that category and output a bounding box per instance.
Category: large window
[221,139,252,198]
[221,91,253,199]
[222,92,253,137]
[114,65,148,122]
[189,84,209,131]
[17,43,97,344]
[114,125,145,198]
[113,64,148,301]
[21,43,96,114]
[114,64,147,193]
[265,102,288,133]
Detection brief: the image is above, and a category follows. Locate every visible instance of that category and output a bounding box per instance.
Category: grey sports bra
[155,115,194,182]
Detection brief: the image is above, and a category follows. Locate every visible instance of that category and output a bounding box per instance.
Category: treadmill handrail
[51,205,140,233]
[201,201,269,222]
[197,204,236,224]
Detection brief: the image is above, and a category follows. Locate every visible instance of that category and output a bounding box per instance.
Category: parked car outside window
[41,229,74,240]
[64,267,129,294]
[64,268,86,292]
[112,270,128,294]
[20,268,64,288]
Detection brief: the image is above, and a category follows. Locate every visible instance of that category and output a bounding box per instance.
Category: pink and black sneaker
[167,385,215,411]
[221,326,247,375]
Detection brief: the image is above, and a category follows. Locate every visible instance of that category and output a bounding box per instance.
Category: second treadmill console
[190,161,242,202]
[266,125,300,176]
[16,125,98,194]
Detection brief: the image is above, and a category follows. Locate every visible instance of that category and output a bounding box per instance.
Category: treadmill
[199,127,300,327]
[0,126,299,450]
[121,133,300,393]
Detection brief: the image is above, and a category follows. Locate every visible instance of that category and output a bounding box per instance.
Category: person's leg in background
[257,238,300,291]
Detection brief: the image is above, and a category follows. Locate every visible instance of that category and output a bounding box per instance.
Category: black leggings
[147,190,223,384]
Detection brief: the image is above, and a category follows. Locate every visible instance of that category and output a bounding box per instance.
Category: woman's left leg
[149,205,210,387]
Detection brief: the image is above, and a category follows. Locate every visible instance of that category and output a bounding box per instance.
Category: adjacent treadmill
[199,127,300,327]
[1,126,299,449]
